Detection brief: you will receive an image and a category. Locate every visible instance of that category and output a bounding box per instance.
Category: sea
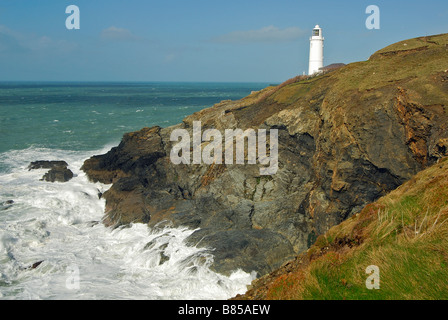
[0,82,269,300]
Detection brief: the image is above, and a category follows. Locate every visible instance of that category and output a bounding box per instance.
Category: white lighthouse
[308,25,324,75]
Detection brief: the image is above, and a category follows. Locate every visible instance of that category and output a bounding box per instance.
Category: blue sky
[0,0,447,82]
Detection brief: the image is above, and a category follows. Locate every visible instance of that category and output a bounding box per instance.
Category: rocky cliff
[82,34,448,277]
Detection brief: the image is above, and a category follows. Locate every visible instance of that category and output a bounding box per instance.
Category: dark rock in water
[40,167,74,183]
[28,160,68,171]
[30,261,43,269]
[29,160,73,183]
[86,221,100,227]
[20,260,44,271]
[1,200,14,211]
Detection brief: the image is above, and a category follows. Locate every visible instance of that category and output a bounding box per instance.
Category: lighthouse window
[313,29,320,36]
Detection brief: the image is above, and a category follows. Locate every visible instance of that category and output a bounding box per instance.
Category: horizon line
[0,80,277,84]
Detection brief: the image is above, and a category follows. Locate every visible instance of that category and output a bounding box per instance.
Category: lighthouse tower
[308,25,324,75]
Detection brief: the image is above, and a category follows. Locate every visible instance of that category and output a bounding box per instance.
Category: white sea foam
[0,147,255,300]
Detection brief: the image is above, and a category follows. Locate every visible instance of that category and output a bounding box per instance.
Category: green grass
[298,240,448,300]
[262,157,448,300]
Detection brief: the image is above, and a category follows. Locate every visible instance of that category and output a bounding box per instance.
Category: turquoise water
[0,82,268,155]
[0,82,266,300]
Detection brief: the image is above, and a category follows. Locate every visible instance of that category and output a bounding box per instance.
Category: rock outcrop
[28,160,74,183]
[81,34,448,277]
[0,200,14,211]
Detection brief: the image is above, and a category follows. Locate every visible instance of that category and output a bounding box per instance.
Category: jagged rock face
[28,160,74,183]
[81,34,448,277]
[41,167,74,183]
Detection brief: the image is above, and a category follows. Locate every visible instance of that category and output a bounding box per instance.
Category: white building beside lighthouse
[308,25,324,75]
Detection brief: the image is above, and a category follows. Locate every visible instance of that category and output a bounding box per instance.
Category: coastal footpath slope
[234,156,448,300]
[82,33,448,277]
